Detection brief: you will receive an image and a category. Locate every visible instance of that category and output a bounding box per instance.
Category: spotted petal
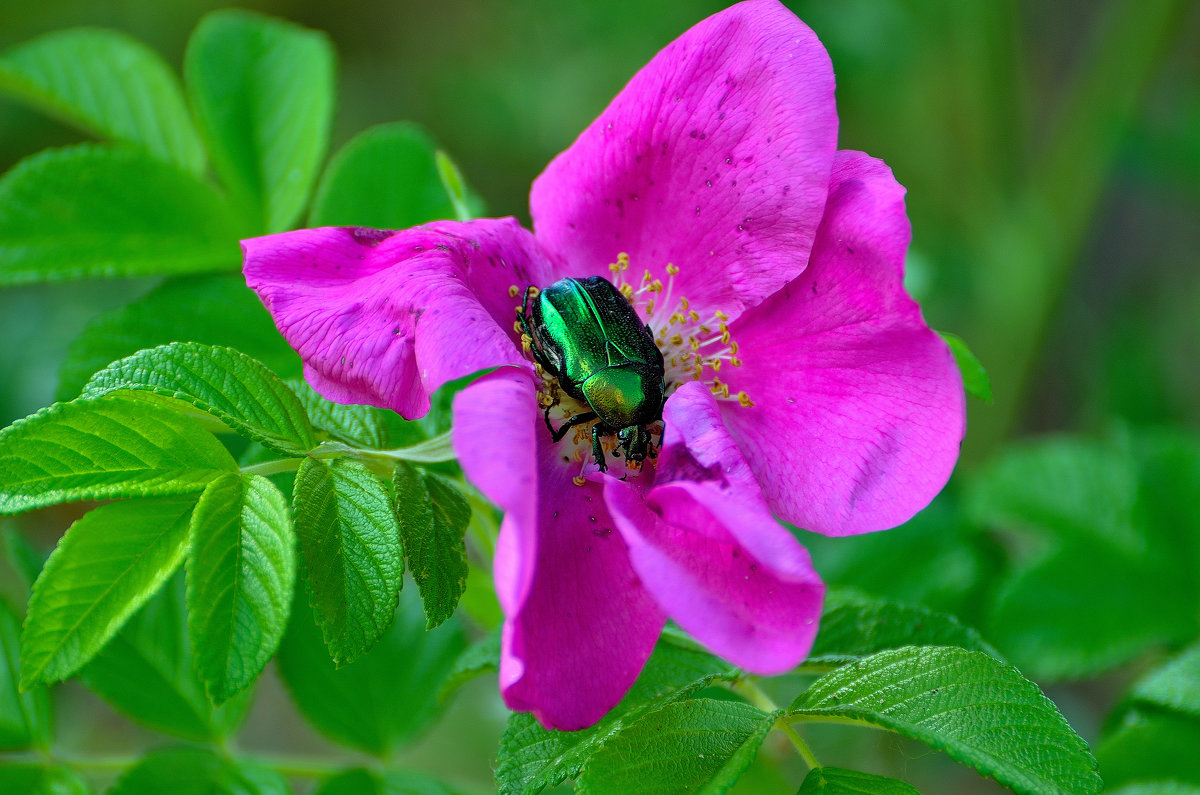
[721,151,966,536]
[531,0,837,321]
[243,218,554,418]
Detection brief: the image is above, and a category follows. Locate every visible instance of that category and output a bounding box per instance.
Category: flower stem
[731,678,820,771]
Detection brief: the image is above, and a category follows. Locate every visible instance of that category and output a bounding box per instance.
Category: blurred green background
[1,1,1198,793]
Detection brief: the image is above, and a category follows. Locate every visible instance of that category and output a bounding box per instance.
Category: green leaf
[0,763,89,795]
[0,396,237,515]
[788,647,1101,795]
[1098,710,1200,789]
[293,457,402,665]
[109,747,287,795]
[1130,642,1200,718]
[808,593,999,668]
[496,639,734,795]
[185,9,334,233]
[796,767,921,794]
[82,342,317,455]
[439,628,500,700]
[81,577,251,741]
[288,378,422,450]
[313,768,454,795]
[393,465,469,629]
[0,145,242,285]
[57,274,302,401]
[0,599,51,750]
[939,331,992,403]
[0,29,204,174]
[187,473,294,703]
[276,582,465,754]
[20,496,196,688]
[310,122,482,229]
[435,149,484,222]
[578,699,775,795]
[3,529,44,596]
[1108,784,1200,795]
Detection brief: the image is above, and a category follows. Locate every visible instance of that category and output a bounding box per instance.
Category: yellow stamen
[737,391,755,408]
[572,476,587,487]
[666,263,680,275]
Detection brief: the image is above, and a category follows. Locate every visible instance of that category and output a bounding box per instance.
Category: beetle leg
[652,420,666,459]
[547,410,598,443]
[591,424,609,473]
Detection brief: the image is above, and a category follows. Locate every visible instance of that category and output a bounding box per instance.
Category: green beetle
[520,275,666,472]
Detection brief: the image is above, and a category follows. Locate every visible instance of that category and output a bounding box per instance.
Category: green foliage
[0,396,236,515]
[940,331,992,403]
[0,599,51,750]
[293,457,403,665]
[82,342,317,456]
[0,145,241,285]
[109,747,287,795]
[577,699,776,795]
[0,29,204,174]
[1098,710,1200,789]
[289,378,422,449]
[0,763,89,795]
[1129,642,1200,718]
[789,647,1102,795]
[186,473,295,703]
[795,767,921,795]
[439,628,501,699]
[20,496,197,687]
[313,768,454,795]
[393,464,470,629]
[184,9,334,233]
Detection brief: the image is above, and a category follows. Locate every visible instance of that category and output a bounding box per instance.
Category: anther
[715,310,729,321]
[513,320,523,333]
[737,391,754,407]
[666,263,680,275]
[680,297,690,312]
[572,476,587,487]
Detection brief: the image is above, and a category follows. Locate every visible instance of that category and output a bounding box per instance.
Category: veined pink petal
[607,382,823,673]
[452,370,665,730]
[720,151,965,536]
[531,0,836,320]
[243,219,554,418]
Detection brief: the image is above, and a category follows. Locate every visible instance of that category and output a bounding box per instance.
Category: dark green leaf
[578,699,774,795]
[496,638,734,795]
[1098,710,1200,789]
[313,768,454,795]
[82,342,316,455]
[789,647,1101,795]
[109,747,287,795]
[0,599,51,749]
[0,763,89,795]
[0,145,241,285]
[288,379,421,450]
[187,473,294,703]
[2,529,43,595]
[57,274,301,401]
[393,465,469,629]
[185,9,334,233]
[796,767,921,795]
[21,496,196,687]
[439,628,500,700]
[1130,643,1200,718]
[0,29,204,173]
[309,122,482,228]
[939,331,991,403]
[0,396,236,515]
[293,457,402,665]
[277,581,465,754]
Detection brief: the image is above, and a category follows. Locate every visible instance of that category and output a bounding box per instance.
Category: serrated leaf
[788,647,1101,795]
[578,699,774,795]
[81,577,251,741]
[20,496,196,688]
[808,593,999,668]
[109,747,287,795]
[187,473,294,703]
[57,274,302,401]
[313,768,454,795]
[309,122,483,229]
[0,763,90,794]
[1130,642,1200,718]
[0,29,204,174]
[293,457,402,665]
[796,767,921,795]
[496,639,734,795]
[1098,709,1200,789]
[185,9,334,233]
[0,599,51,749]
[939,331,991,403]
[0,145,242,285]
[287,379,421,449]
[82,342,316,455]
[0,396,237,515]
[393,465,468,628]
[277,582,464,754]
[439,628,500,700]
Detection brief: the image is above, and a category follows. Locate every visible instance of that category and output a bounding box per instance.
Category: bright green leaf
[0,145,241,285]
[393,465,469,629]
[313,768,454,795]
[939,331,992,403]
[288,378,422,450]
[185,9,334,233]
[310,122,482,229]
[1098,710,1200,789]
[20,496,196,688]
[277,583,464,755]
[0,29,204,173]
[0,599,51,750]
[435,149,483,222]
[0,396,237,515]
[439,628,500,700]
[293,457,402,665]
[109,747,287,795]
[0,763,89,795]
[82,342,316,455]
[796,767,921,795]
[578,699,774,795]
[789,647,1101,795]
[1108,784,1200,795]
[1130,642,1200,718]
[57,274,302,401]
[187,473,294,703]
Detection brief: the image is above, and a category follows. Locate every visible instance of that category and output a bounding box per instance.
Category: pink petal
[530,0,836,320]
[243,219,554,418]
[606,382,824,674]
[721,151,966,536]
[452,370,665,730]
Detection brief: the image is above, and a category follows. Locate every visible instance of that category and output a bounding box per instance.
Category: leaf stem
[239,457,302,477]
[312,431,457,464]
[731,678,820,770]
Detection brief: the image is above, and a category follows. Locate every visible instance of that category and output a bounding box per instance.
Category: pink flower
[243,0,964,730]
